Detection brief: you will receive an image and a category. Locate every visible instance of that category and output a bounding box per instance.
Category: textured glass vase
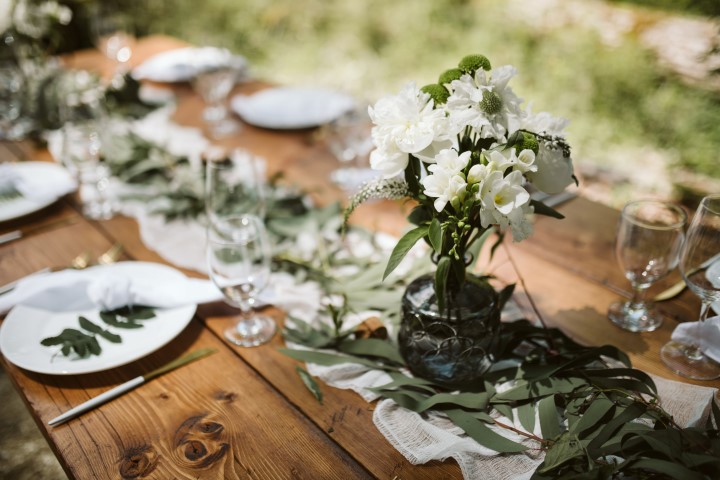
[398,273,501,388]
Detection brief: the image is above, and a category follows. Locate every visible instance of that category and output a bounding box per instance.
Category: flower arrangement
[346,54,575,308]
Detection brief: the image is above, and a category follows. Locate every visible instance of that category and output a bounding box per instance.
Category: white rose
[527,145,574,194]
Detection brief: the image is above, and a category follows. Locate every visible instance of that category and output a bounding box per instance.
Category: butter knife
[654,252,720,302]
[48,347,217,426]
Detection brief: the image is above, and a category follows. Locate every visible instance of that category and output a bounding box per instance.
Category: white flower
[368,82,450,177]
[479,170,531,241]
[422,149,470,212]
[527,145,574,194]
[0,0,13,34]
[368,138,408,177]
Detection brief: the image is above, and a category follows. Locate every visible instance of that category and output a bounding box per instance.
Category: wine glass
[191,49,241,138]
[207,214,276,346]
[205,149,266,225]
[0,60,23,140]
[90,6,134,88]
[327,107,375,192]
[608,200,686,332]
[58,71,114,220]
[661,194,720,380]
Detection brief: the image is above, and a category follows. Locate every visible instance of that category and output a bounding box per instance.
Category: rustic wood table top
[1,36,717,480]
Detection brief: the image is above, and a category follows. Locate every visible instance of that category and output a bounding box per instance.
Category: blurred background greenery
[63,0,720,207]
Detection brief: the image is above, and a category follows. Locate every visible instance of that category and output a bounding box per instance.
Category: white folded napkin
[0,265,223,314]
[0,163,76,203]
[132,47,247,83]
[671,315,720,363]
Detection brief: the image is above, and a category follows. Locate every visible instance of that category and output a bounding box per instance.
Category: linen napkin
[0,263,223,314]
[671,315,720,363]
[0,163,76,203]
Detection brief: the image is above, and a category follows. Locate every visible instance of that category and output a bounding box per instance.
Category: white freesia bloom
[422,149,470,212]
[479,170,532,240]
[513,148,537,174]
[368,82,449,176]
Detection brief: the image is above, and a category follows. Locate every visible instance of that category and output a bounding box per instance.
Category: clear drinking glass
[90,6,134,88]
[327,107,374,192]
[661,194,720,380]
[205,149,266,225]
[59,72,114,220]
[608,200,686,332]
[207,214,276,347]
[0,61,24,140]
[192,57,239,138]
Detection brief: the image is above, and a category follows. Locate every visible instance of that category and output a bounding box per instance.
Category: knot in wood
[119,445,158,479]
[184,440,207,460]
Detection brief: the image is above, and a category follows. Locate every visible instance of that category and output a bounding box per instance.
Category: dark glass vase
[398,273,501,388]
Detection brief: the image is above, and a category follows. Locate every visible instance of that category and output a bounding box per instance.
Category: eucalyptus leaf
[296,366,323,405]
[538,432,586,474]
[78,316,122,343]
[517,401,536,434]
[383,225,429,280]
[530,199,565,219]
[337,339,405,365]
[445,409,528,453]
[538,395,561,440]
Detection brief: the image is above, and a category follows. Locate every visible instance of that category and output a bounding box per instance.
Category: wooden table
[1,36,717,479]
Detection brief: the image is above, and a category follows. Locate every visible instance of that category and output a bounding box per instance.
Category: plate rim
[230,86,356,130]
[0,162,75,223]
[0,261,198,375]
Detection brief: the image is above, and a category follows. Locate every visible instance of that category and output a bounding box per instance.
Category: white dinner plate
[230,86,356,129]
[132,47,247,83]
[0,262,197,375]
[0,162,76,223]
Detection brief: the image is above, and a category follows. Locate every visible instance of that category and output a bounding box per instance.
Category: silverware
[48,348,217,426]
[654,252,720,302]
[0,217,78,246]
[0,230,22,245]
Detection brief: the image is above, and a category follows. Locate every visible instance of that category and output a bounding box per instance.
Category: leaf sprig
[41,306,156,359]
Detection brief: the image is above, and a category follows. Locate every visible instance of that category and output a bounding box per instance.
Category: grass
[95,0,720,203]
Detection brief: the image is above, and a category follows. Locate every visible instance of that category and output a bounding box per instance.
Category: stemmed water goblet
[608,200,686,332]
[207,214,276,346]
[661,194,720,380]
[90,6,134,88]
[327,107,374,192]
[191,50,241,139]
[205,149,266,224]
[59,71,114,220]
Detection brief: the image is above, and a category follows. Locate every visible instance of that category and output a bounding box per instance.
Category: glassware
[207,214,276,347]
[0,61,24,140]
[661,194,720,380]
[59,71,114,220]
[608,200,686,332]
[205,149,266,225]
[398,272,501,388]
[90,6,134,88]
[327,107,375,192]
[191,51,240,138]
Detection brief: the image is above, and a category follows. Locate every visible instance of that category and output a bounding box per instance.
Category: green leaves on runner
[41,306,156,359]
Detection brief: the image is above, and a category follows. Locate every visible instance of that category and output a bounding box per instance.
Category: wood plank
[2,320,371,479]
